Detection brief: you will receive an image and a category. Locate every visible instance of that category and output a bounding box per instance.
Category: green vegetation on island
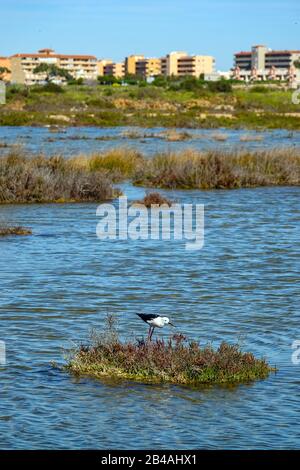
[66,316,274,385]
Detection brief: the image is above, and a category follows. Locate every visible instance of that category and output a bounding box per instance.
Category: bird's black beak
[169,322,176,327]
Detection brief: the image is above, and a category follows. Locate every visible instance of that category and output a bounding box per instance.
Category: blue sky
[1,0,300,69]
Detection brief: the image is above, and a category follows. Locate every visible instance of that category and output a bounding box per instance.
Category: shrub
[32,83,64,93]
[135,192,173,208]
[208,80,232,93]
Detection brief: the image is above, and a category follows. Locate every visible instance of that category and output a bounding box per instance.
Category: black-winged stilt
[136,313,176,341]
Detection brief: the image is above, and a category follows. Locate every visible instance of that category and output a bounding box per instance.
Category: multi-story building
[10,48,98,85]
[125,55,145,75]
[0,56,11,81]
[135,58,161,78]
[97,59,113,76]
[98,60,125,78]
[162,51,215,77]
[233,45,300,82]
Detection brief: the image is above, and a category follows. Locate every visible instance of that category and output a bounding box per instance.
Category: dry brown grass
[133,148,300,189]
[87,147,143,180]
[1,147,299,203]
[0,150,118,203]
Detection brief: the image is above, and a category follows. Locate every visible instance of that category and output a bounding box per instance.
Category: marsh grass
[0,150,118,203]
[66,316,274,385]
[1,147,299,202]
[133,148,300,189]
[87,148,143,180]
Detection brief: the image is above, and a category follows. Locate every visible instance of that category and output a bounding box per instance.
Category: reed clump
[0,150,117,203]
[1,148,299,202]
[66,316,274,385]
[87,148,143,180]
[0,225,32,236]
[133,148,300,189]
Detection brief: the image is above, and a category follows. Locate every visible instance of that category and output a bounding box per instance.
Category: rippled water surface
[1,125,300,156]
[0,181,299,449]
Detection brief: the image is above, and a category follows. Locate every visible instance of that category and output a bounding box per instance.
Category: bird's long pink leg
[148,326,152,342]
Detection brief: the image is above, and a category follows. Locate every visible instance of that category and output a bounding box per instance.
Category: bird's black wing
[136,313,159,323]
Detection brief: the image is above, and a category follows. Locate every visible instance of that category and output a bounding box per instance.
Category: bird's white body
[147,316,170,328]
[136,313,175,341]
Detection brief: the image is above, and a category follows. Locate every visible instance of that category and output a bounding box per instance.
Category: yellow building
[135,58,161,78]
[125,55,145,75]
[98,60,125,78]
[162,51,215,77]
[97,59,113,76]
[0,57,11,82]
[10,48,98,85]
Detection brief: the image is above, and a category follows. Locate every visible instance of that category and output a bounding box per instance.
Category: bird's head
[161,317,176,327]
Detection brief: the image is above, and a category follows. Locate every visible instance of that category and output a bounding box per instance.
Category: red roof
[235,49,300,57]
[10,53,96,60]
[234,51,251,56]
[266,50,300,56]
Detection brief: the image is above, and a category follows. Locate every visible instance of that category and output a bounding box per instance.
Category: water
[0,184,299,449]
[0,125,299,156]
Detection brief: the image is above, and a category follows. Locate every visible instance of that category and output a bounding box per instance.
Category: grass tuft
[0,225,32,236]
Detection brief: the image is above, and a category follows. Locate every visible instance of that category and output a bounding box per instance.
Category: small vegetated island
[66,316,275,386]
[0,147,299,205]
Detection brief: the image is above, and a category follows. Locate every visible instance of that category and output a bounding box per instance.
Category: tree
[294,60,300,69]
[98,75,116,85]
[0,66,10,81]
[207,79,232,93]
[33,63,72,83]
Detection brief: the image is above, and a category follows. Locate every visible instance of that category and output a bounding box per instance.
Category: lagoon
[1,126,300,157]
[0,183,299,449]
